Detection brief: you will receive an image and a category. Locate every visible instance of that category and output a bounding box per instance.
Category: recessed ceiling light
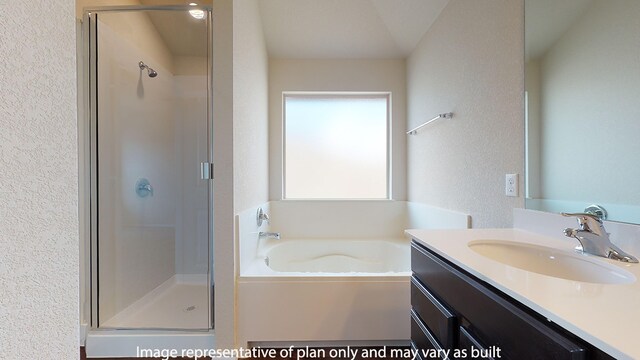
[188,3,205,19]
[189,9,205,19]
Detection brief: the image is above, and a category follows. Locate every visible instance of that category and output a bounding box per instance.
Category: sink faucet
[562,212,638,263]
[258,232,280,240]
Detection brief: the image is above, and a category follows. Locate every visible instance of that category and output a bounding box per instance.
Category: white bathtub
[238,238,411,347]
[256,238,409,274]
[236,201,470,347]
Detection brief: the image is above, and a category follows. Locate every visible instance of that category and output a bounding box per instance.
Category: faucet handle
[561,212,604,234]
[561,212,602,221]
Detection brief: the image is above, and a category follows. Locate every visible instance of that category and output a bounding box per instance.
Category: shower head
[138,61,158,78]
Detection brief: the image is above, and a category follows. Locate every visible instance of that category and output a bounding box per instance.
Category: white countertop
[406,228,640,360]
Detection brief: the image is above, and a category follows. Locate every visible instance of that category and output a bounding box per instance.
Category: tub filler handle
[259,232,280,240]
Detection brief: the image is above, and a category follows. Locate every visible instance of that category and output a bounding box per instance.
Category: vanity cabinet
[410,240,615,360]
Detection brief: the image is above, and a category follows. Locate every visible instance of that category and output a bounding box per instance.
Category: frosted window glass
[284,95,389,199]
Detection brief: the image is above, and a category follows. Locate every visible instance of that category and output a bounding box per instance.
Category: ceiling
[136,0,448,59]
[130,0,598,62]
[525,0,594,60]
[258,0,449,59]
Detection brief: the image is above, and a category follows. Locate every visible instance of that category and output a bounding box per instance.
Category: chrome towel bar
[406,112,453,135]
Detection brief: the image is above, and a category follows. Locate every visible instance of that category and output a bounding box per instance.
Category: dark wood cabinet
[410,240,615,360]
[411,276,456,350]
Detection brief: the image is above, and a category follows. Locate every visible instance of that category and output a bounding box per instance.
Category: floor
[81,346,409,360]
[101,276,210,329]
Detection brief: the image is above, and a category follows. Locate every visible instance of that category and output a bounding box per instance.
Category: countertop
[406,228,640,360]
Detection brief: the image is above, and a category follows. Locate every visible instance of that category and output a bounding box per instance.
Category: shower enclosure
[83,6,213,331]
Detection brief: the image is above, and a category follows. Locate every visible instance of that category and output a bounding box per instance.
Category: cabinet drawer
[411,309,444,354]
[410,342,424,360]
[411,241,587,360]
[459,326,493,360]
[411,276,456,349]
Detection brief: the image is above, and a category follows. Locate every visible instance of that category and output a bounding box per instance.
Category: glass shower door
[87,7,212,330]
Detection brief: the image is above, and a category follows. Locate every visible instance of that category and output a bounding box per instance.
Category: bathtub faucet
[259,232,280,240]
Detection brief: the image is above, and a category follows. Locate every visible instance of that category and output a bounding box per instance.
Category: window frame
[281,91,392,200]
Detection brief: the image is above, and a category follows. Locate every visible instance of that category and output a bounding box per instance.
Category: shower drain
[184,305,196,312]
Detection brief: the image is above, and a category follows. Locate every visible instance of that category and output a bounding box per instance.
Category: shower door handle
[200,162,214,180]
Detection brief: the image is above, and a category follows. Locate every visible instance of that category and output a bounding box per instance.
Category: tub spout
[259,232,280,240]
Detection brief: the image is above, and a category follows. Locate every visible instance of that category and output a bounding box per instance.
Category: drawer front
[411,241,587,360]
[411,276,456,349]
[459,326,494,360]
[410,342,424,360]
[411,309,443,354]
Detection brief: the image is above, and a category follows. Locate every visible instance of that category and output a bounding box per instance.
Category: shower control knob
[135,178,154,198]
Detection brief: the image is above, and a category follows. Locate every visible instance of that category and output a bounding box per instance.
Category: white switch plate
[506,174,518,197]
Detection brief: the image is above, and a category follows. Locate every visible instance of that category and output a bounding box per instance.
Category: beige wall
[268,58,407,201]
[407,0,525,228]
[174,56,207,76]
[230,0,270,345]
[233,0,270,213]
[212,0,236,348]
[0,0,79,358]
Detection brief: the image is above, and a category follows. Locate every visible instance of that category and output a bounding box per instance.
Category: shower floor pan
[101,275,210,330]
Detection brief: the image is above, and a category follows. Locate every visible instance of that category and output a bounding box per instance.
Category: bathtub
[236,201,470,347]
[249,238,409,275]
[238,238,411,347]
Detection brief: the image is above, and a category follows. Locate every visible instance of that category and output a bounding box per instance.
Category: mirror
[525,0,640,224]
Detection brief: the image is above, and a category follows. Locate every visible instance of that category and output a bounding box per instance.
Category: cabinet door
[412,241,587,360]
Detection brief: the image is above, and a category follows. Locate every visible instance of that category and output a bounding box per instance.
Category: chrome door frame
[81,5,214,331]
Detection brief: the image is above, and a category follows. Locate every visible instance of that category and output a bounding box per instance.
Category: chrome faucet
[258,232,280,240]
[562,212,638,263]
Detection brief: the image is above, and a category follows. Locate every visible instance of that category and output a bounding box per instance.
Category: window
[283,93,390,199]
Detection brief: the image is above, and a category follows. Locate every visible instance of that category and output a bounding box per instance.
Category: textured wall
[212,0,236,348]
[233,0,270,213]
[407,0,525,228]
[268,58,407,200]
[0,0,79,358]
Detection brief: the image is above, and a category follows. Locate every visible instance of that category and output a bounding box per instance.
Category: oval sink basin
[468,240,635,284]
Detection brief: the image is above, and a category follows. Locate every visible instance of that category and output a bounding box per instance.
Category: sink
[468,240,636,284]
